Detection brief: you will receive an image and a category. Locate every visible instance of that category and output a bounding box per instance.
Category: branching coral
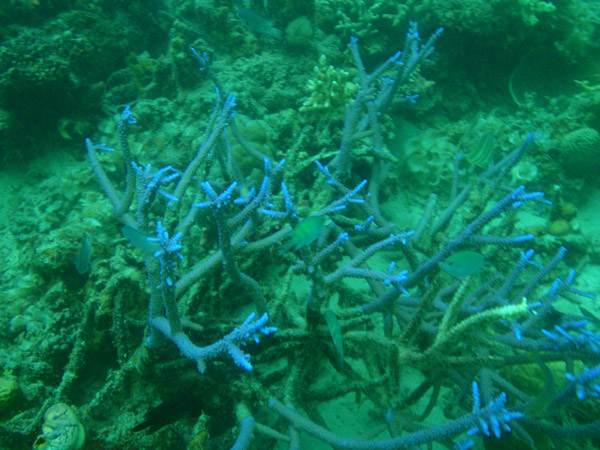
[299,55,359,117]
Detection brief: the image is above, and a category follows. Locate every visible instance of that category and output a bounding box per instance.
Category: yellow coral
[0,376,20,414]
[33,403,85,450]
[300,55,358,116]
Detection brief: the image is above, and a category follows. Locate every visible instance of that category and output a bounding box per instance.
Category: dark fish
[237,9,283,39]
[133,391,206,434]
[324,309,343,366]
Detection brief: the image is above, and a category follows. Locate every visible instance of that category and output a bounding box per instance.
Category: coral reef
[1,1,600,449]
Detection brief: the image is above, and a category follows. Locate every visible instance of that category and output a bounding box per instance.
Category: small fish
[280,216,325,252]
[466,133,496,168]
[75,233,93,275]
[121,225,161,253]
[237,9,283,39]
[323,309,343,367]
[440,251,485,278]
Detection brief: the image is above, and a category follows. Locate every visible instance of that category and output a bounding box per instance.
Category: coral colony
[82,23,600,449]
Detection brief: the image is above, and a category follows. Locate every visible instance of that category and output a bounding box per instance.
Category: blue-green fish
[75,233,93,275]
[280,216,325,252]
[121,225,161,253]
[237,9,283,39]
[440,251,485,278]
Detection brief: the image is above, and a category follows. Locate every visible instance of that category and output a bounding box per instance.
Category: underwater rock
[559,202,577,221]
[547,218,572,237]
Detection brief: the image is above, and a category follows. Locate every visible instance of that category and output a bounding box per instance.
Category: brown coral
[559,128,600,179]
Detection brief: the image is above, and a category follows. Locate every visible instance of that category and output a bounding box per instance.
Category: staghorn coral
[317,0,409,45]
